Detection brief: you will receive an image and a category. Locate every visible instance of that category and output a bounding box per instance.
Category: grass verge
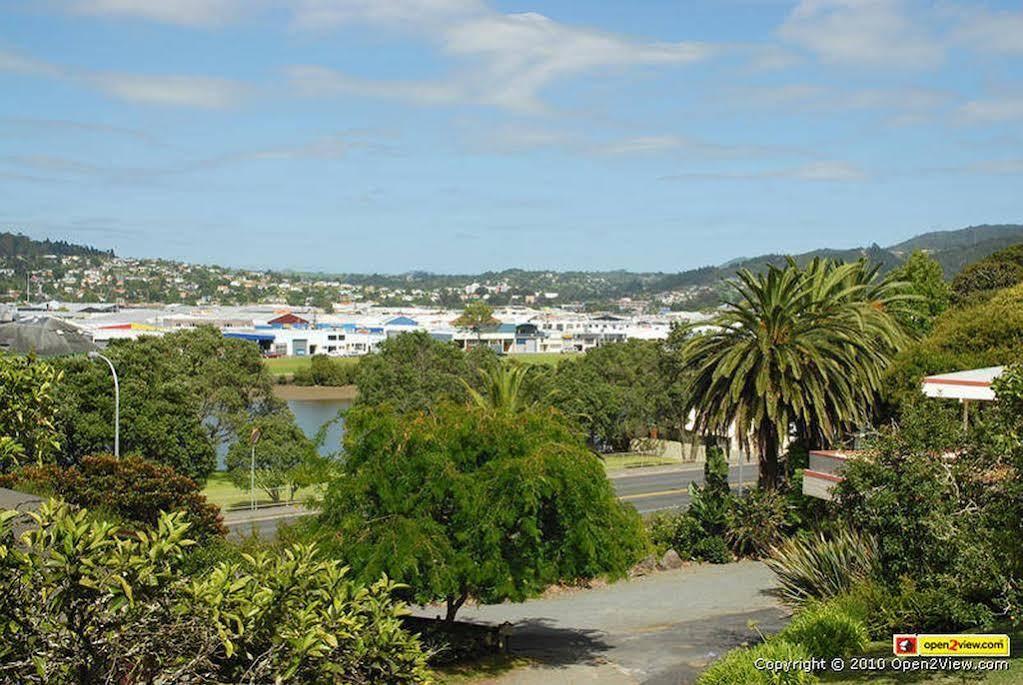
[202,471,324,511]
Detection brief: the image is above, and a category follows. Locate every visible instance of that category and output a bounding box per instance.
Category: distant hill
[0,232,114,259]
[888,224,1023,255]
[647,224,1023,295]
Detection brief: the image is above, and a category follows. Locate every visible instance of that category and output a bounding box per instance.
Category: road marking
[619,488,688,501]
[225,511,310,525]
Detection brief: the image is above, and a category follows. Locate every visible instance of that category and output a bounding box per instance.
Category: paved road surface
[612,465,755,514]
[225,463,757,535]
[434,561,786,684]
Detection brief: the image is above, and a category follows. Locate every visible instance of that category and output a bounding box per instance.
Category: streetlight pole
[249,427,261,511]
[88,351,119,458]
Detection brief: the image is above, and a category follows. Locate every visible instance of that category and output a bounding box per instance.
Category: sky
[1,0,1022,274]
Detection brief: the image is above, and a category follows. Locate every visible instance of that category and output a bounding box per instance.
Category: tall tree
[452,301,498,346]
[352,331,495,414]
[682,259,908,488]
[890,250,950,336]
[464,363,535,414]
[55,327,284,482]
[319,402,647,622]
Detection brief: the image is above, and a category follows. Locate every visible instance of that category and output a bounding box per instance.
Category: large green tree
[547,339,686,452]
[889,250,950,336]
[0,353,62,473]
[352,331,495,414]
[55,327,284,482]
[884,281,1023,411]
[319,402,647,622]
[682,259,908,488]
[225,412,317,502]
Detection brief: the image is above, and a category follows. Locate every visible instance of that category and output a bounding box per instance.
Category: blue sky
[1,0,1022,273]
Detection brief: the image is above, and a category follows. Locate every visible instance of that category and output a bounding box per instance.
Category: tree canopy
[546,339,687,452]
[452,301,498,332]
[352,331,495,414]
[54,327,284,482]
[682,258,908,488]
[225,412,317,502]
[319,401,647,621]
[889,250,950,336]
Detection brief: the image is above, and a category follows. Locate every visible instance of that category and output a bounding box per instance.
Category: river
[287,399,350,455]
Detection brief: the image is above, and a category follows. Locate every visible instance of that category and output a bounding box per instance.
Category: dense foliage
[293,354,357,386]
[54,327,285,482]
[951,243,1023,304]
[683,258,908,487]
[885,282,1023,409]
[546,338,688,452]
[888,250,950,335]
[0,353,62,473]
[319,402,648,621]
[0,454,226,541]
[0,500,432,684]
[352,331,495,414]
[225,412,319,502]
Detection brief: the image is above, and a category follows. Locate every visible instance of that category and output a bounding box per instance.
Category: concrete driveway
[444,561,786,685]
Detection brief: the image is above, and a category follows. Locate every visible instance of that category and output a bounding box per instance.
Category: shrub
[688,446,733,537]
[648,511,684,554]
[646,510,703,559]
[0,454,226,541]
[698,639,818,685]
[692,536,733,564]
[777,602,869,660]
[872,579,996,635]
[0,499,432,684]
[727,488,789,558]
[764,528,877,606]
[294,354,356,386]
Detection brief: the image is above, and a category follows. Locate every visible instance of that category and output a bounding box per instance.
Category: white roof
[921,366,1004,401]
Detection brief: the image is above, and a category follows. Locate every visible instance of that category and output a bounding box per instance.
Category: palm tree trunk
[758,424,780,490]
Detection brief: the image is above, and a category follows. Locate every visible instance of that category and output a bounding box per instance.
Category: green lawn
[821,635,1023,684]
[265,352,567,377]
[202,471,324,510]
[263,356,359,376]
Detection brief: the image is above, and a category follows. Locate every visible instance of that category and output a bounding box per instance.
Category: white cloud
[661,161,866,182]
[88,73,248,108]
[726,83,949,112]
[0,49,65,78]
[792,161,864,181]
[288,10,711,113]
[779,0,942,68]
[952,6,1023,56]
[64,0,243,27]
[959,95,1023,123]
[0,48,248,109]
[290,0,486,30]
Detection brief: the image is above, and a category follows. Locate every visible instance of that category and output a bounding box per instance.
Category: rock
[658,549,684,570]
[631,554,658,577]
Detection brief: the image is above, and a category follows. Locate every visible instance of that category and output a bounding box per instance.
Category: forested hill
[646,224,1023,293]
[0,232,114,259]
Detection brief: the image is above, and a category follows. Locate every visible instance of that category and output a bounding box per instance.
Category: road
[434,561,786,684]
[225,463,757,536]
[611,464,755,514]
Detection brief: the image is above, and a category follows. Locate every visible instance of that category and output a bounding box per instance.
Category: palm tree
[464,364,533,414]
[682,258,909,489]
